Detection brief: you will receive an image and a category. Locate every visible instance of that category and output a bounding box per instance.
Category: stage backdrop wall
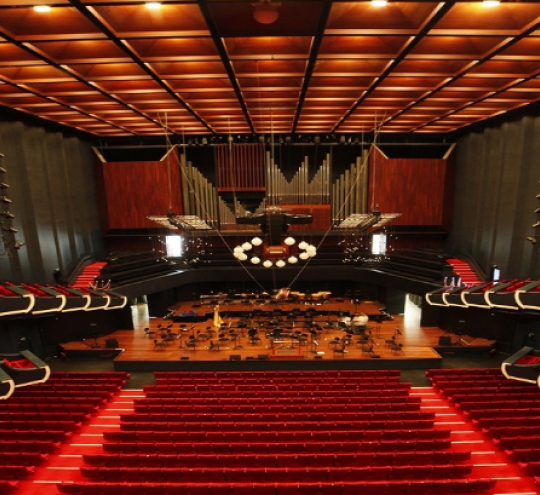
[447,114,540,279]
[0,117,107,284]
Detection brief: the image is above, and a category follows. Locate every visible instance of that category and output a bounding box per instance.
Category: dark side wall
[446,115,540,279]
[0,118,107,284]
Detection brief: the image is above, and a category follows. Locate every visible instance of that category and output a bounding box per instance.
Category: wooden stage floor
[62,297,496,372]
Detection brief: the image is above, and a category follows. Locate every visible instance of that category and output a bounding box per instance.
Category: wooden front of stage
[62,297,495,371]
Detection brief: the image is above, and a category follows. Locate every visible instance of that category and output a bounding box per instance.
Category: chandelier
[233,236,317,268]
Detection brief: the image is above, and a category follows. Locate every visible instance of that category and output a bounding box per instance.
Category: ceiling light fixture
[483,0,500,6]
[371,0,388,6]
[252,0,281,24]
[33,5,51,12]
[145,2,161,9]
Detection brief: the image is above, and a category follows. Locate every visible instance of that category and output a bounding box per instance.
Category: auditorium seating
[427,367,540,480]
[53,369,497,495]
[0,371,129,494]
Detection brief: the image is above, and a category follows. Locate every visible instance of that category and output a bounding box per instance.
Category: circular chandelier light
[276,260,286,268]
[251,256,261,265]
[242,241,252,251]
[251,237,263,246]
[284,236,296,246]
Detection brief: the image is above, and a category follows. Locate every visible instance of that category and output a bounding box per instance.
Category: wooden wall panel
[368,146,449,226]
[99,148,182,231]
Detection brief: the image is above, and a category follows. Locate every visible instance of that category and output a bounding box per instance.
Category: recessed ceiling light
[33,5,51,12]
[483,0,500,6]
[371,0,388,6]
[145,2,161,9]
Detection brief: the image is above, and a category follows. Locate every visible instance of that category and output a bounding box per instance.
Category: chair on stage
[391,343,404,355]
[361,344,374,356]
[153,339,166,351]
[144,328,156,338]
[208,340,221,351]
[185,336,197,351]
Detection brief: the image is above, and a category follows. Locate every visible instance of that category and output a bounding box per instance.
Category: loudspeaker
[314,355,323,359]
[245,356,255,360]
[371,354,381,359]
[230,355,241,361]
[257,354,269,361]
[438,336,452,346]
[181,356,190,360]
[105,338,119,348]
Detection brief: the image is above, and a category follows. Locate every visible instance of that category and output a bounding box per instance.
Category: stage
[61,296,496,371]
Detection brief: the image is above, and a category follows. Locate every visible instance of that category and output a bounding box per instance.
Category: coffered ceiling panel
[0,0,539,137]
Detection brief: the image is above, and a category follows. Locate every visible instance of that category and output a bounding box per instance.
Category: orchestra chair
[144,328,156,338]
[185,336,197,351]
[361,344,374,356]
[153,339,166,350]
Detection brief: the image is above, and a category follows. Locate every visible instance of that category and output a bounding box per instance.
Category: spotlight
[1,196,11,203]
[3,226,17,233]
[0,183,9,189]
[2,211,14,219]
[533,221,540,228]
[0,166,6,173]
[527,236,539,245]
[14,241,25,250]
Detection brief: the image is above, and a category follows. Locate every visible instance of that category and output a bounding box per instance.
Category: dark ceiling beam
[332,0,456,133]
[68,0,215,135]
[197,0,255,134]
[292,0,333,134]
[395,16,540,132]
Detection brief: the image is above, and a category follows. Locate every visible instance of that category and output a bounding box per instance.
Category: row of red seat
[102,439,452,454]
[56,479,497,495]
[454,398,540,410]
[144,390,412,399]
[128,410,434,423]
[485,425,540,438]
[133,404,426,415]
[0,481,18,494]
[0,440,60,453]
[432,378,524,387]
[0,430,70,441]
[0,466,34,479]
[0,452,48,466]
[465,408,539,420]
[155,370,401,379]
[473,415,540,428]
[0,420,81,431]
[83,450,471,468]
[7,390,114,400]
[145,384,411,392]
[79,464,474,482]
[439,386,539,397]
[506,448,540,462]
[519,461,540,475]
[105,429,449,443]
[119,419,436,433]
[153,378,402,386]
[138,395,421,406]
[0,412,90,422]
[0,403,99,414]
[495,436,540,449]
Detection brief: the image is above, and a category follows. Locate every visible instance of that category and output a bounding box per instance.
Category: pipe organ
[266,153,331,206]
[332,150,369,223]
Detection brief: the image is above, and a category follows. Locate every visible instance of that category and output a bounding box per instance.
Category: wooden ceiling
[1,0,540,137]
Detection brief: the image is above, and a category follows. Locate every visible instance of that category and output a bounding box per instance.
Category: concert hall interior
[2,1,540,494]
